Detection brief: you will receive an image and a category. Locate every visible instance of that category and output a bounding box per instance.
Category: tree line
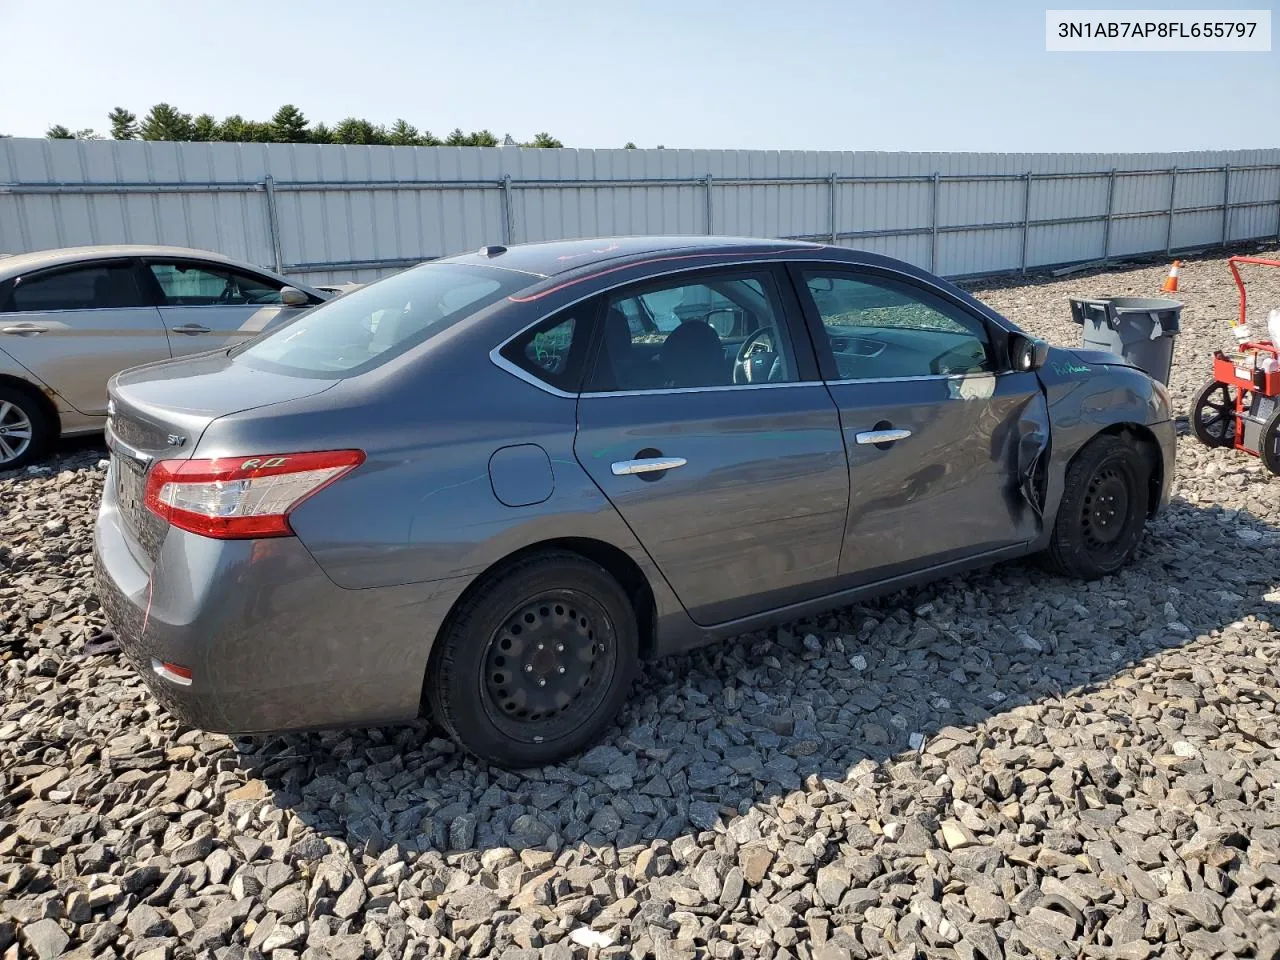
[42,104,573,148]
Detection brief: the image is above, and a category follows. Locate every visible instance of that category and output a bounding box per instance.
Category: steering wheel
[734,326,783,384]
[215,280,238,304]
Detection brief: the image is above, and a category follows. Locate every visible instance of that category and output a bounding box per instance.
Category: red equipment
[1192,256,1280,473]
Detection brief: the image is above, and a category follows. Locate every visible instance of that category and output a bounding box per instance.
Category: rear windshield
[231,263,532,377]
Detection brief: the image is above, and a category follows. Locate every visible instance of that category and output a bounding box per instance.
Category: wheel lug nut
[538,678,547,687]
[555,643,564,652]
[524,664,533,673]
[558,666,566,674]
[536,642,544,651]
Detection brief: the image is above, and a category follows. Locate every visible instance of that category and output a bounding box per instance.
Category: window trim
[0,258,151,313]
[786,263,1010,384]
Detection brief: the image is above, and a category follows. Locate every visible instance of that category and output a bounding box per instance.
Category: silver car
[0,245,327,468]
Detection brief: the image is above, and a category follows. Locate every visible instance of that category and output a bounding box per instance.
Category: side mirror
[1011,334,1050,372]
[280,286,309,307]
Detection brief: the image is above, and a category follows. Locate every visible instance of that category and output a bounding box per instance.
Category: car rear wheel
[0,385,52,471]
[1043,434,1150,580]
[426,551,639,769]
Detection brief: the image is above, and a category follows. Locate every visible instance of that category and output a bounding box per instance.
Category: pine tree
[108,107,138,140]
[191,114,218,141]
[140,103,194,141]
[270,105,309,143]
[46,125,73,138]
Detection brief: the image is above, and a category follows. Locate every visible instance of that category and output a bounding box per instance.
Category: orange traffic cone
[1162,260,1180,292]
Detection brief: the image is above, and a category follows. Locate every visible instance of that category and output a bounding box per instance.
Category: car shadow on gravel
[225,493,1279,861]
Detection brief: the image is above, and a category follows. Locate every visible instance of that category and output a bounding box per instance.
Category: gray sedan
[0,245,327,468]
[94,236,1175,768]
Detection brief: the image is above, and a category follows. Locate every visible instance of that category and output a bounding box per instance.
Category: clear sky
[1,0,1275,151]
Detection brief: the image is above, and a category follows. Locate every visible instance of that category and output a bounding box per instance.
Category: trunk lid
[106,351,338,564]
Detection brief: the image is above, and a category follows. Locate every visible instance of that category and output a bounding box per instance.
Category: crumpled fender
[1015,392,1051,520]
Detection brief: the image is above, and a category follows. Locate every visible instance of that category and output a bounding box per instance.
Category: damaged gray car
[95,236,1175,768]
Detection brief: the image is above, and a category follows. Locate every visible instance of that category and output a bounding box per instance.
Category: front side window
[586,271,798,392]
[5,263,144,312]
[148,262,284,306]
[233,262,529,377]
[801,271,994,380]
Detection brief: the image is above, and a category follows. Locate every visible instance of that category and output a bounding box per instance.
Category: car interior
[806,275,994,379]
[590,278,793,391]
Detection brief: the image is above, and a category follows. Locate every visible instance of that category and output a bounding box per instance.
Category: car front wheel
[426,551,639,769]
[1043,434,1151,580]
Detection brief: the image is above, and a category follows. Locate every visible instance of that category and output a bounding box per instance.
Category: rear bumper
[94,475,469,735]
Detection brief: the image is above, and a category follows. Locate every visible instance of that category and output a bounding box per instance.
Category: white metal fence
[2,138,1278,285]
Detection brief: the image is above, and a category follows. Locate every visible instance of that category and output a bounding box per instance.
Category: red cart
[1191,256,1280,473]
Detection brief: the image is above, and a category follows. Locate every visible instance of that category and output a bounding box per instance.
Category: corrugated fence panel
[2,139,1278,283]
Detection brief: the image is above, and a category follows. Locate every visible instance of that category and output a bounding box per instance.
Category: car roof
[440,236,824,278]
[0,245,323,295]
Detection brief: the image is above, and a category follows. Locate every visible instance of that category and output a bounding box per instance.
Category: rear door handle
[611,457,687,476]
[170,324,211,335]
[855,428,912,445]
[1,324,47,336]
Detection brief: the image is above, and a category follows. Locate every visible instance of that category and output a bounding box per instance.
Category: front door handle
[855,428,912,445]
[170,324,211,335]
[611,457,687,476]
[1,324,47,336]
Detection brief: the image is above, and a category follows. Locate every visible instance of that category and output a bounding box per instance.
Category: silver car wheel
[0,400,34,464]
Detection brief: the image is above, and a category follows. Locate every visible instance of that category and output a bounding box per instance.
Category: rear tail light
[143,450,364,539]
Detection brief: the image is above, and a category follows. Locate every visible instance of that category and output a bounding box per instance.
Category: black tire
[426,551,639,769]
[1190,379,1236,448]
[1043,435,1150,580]
[1260,408,1280,476]
[0,384,53,471]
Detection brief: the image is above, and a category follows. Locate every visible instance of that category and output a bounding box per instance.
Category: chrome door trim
[855,428,912,445]
[611,457,688,476]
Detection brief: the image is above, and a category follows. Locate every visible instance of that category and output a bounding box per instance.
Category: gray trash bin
[1068,296,1182,385]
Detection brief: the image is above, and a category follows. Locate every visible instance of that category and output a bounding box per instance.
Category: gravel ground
[3,248,1280,960]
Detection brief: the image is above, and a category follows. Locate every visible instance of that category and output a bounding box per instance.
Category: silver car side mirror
[280,286,309,307]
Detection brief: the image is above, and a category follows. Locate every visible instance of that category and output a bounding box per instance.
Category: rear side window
[233,262,530,377]
[499,307,595,393]
[5,263,144,312]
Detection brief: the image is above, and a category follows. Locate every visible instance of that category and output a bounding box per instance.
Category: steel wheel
[481,589,616,742]
[0,399,34,466]
[1190,379,1235,448]
[425,551,640,768]
[1080,465,1130,552]
[1043,435,1150,580]
[1261,408,1280,476]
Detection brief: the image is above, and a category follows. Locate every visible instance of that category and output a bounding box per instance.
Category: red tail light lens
[143,450,364,540]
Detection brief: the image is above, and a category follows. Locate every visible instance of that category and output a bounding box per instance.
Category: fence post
[930,173,940,273]
[501,175,514,245]
[1164,167,1178,256]
[1221,163,1231,247]
[1020,171,1032,275]
[262,175,283,273]
[1101,167,1117,263]
[829,172,838,244]
[704,173,714,235]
